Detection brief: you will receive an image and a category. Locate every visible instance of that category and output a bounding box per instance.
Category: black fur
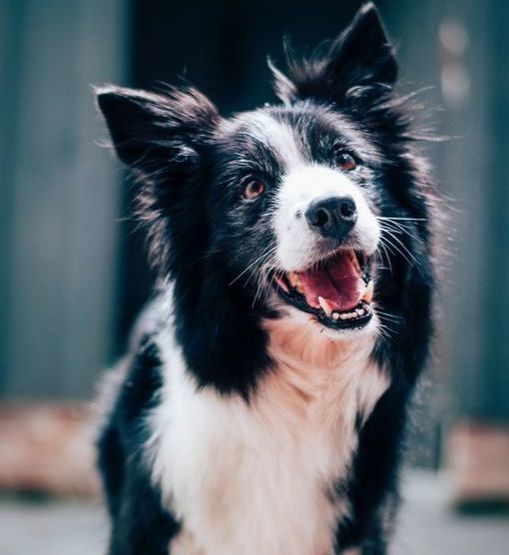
[97,334,181,554]
[96,3,437,553]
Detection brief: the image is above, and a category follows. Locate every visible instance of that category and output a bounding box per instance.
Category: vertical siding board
[2,0,126,398]
[479,1,509,420]
[0,2,27,394]
[440,0,509,421]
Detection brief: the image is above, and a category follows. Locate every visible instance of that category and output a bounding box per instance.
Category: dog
[95,3,437,554]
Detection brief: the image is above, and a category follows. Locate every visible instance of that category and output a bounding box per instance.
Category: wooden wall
[0,0,127,398]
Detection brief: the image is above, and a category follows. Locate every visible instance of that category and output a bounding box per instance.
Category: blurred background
[1,0,508,553]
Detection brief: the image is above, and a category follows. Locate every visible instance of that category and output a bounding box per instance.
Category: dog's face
[98,3,429,341]
[209,106,381,334]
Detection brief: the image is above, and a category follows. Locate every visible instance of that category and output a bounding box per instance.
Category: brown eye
[336,152,357,172]
[243,179,265,200]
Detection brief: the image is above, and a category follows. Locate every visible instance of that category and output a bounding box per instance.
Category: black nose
[305,195,358,240]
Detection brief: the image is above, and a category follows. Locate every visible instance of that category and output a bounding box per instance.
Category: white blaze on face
[274,165,381,271]
[237,111,381,272]
[239,111,304,170]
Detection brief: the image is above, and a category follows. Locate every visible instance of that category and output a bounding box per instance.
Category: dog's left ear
[95,85,219,177]
[271,2,397,105]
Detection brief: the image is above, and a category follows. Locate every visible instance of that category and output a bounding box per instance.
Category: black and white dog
[96,3,436,554]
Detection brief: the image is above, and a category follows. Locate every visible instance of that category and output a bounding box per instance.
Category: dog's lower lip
[276,286,374,329]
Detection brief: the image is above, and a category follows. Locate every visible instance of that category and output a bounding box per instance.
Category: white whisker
[377,216,426,221]
[228,246,277,287]
[380,227,420,267]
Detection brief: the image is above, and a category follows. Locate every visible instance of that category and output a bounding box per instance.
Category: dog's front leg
[107,471,180,555]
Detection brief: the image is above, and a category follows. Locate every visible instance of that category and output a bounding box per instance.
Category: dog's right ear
[270,3,397,107]
[95,85,220,174]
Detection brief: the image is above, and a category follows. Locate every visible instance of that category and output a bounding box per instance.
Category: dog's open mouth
[273,250,374,330]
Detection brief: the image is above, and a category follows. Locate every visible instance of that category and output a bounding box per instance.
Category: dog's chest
[149,323,388,555]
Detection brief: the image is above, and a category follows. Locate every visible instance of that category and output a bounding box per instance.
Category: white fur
[93,355,130,429]
[274,165,381,271]
[146,306,389,555]
[238,111,305,170]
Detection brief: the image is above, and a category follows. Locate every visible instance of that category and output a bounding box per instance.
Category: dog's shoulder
[95,292,168,428]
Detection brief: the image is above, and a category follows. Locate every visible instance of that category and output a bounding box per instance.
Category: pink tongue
[299,252,364,312]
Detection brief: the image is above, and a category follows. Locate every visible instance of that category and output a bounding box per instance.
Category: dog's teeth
[356,307,365,316]
[288,272,298,286]
[344,311,357,320]
[275,275,289,293]
[288,272,303,292]
[362,281,374,303]
[332,312,340,321]
[318,296,333,317]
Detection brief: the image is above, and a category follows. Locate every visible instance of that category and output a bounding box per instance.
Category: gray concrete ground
[0,471,507,555]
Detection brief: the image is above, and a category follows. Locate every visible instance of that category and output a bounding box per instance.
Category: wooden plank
[0,2,26,393]
[442,0,509,420]
[1,0,127,398]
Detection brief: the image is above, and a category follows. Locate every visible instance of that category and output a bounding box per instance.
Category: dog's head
[97,3,432,347]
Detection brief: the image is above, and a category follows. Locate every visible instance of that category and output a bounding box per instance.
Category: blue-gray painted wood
[440,0,509,421]
[0,0,127,398]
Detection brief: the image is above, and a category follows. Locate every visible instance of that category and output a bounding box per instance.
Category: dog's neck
[259,316,383,422]
[263,316,376,371]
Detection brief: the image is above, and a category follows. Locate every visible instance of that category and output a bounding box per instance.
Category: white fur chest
[148,318,389,555]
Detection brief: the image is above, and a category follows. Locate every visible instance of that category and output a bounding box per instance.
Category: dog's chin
[269,248,375,335]
[276,303,379,341]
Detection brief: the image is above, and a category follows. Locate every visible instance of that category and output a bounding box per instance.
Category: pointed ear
[95,85,219,173]
[271,2,397,105]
